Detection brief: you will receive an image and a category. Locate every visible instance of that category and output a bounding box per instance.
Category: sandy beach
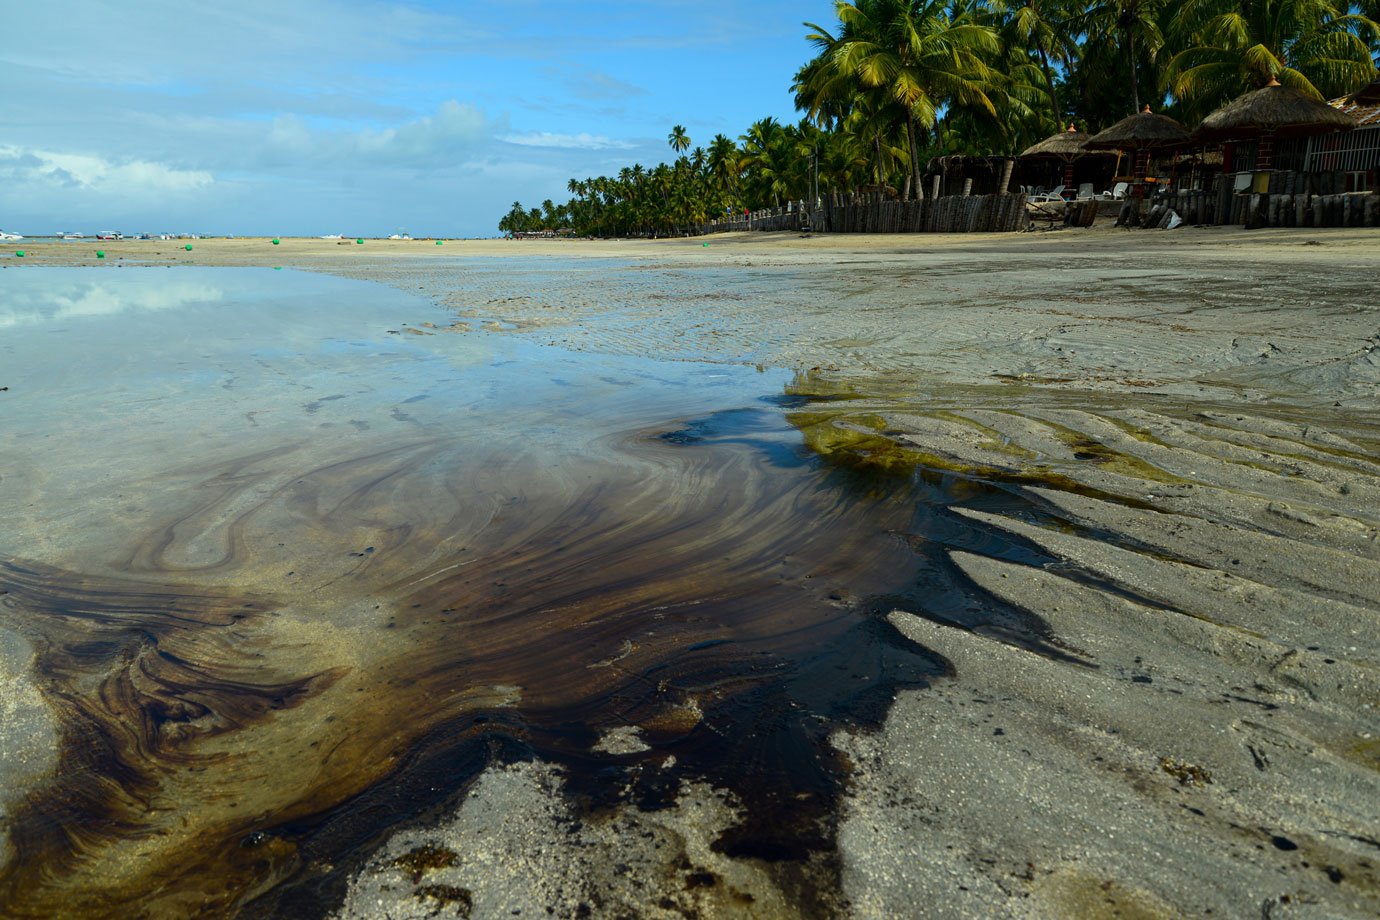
[6,226,1379,918]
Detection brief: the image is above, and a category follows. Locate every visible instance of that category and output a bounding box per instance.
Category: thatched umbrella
[1021,123,1093,158]
[1196,78,1355,169]
[1083,106,1191,222]
[1085,105,1192,178]
[1086,106,1192,150]
[1020,124,1112,192]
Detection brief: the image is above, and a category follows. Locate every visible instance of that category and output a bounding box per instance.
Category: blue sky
[2,1,834,238]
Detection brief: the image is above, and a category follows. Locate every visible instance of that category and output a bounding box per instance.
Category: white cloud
[355,101,489,165]
[246,101,490,171]
[500,132,635,150]
[0,145,213,198]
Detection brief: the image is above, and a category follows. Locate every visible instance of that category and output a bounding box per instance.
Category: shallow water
[0,267,1050,917]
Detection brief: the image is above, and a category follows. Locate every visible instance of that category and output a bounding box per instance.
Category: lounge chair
[1077,183,1095,199]
[1027,185,1066,203]
[1100,182,1129,201]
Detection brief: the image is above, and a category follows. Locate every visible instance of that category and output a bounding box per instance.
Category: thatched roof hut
[1018,124,1116,193]
[1197,80,1357,141]
[1086,107,1191,150]
[1021,124,1097,160]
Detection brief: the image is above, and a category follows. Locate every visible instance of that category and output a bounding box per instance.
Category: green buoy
[435,240,443,245]
[274,266,283,270]
[272,238,280,245]
[356,238,364,245]
[185,244,193,251]
[97,251,105,259]
[15,251,24,258]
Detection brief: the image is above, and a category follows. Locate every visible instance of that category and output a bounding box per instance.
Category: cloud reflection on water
[0,279,225,328]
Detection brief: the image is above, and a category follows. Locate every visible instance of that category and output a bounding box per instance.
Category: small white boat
[61,231,84,240]
[96,230,123,241]
[319,234,343,240]
[0,230,22,241]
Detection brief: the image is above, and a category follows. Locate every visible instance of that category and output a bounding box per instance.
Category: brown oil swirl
[0,412,935,918]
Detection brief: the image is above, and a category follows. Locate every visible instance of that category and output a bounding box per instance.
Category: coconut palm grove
[497,0,1380,237]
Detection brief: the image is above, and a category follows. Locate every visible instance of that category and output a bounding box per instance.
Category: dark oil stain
[413,883,472,916]
[2,379,1105,919]
[0,560,343,917]
[303,394,347,415]
[393,844,459,883]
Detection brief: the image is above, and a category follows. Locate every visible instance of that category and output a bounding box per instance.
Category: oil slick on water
[0,268,1052,917]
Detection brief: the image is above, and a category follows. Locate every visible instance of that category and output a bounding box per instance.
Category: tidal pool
[0,268,1048,917]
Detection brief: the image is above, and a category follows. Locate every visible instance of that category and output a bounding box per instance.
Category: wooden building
[1317,79,1380,191]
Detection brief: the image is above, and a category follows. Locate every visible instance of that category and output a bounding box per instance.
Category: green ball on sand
[272,238,280,245]
[15,251,24,257]
[436,240,443,245]
[185,244,193,251]
[356,239,364,245]
[97,251,105,259]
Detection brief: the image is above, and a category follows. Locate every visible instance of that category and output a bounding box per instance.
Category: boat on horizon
[60,231,84,240]
[0,230,22,241]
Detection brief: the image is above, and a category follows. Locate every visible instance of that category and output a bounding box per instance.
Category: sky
[2,1,835,238]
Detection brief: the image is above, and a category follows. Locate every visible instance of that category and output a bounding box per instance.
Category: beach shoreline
[9,223,1380,263]
[8,228,1380,917]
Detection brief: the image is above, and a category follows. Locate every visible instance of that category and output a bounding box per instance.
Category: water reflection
[0,278,225,328]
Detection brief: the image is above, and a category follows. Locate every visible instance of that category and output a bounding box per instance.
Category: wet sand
[6,227,1380,918]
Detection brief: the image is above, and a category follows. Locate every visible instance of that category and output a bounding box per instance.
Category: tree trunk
[1128,30,1140,114]
[907,115,923,201]
[874,136,884,188]
[998,158,1015,194]
[1038,45,1062,129]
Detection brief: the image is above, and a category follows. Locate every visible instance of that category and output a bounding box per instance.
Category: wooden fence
[700,191,1028,236]
[1115,181,1378,229]
[697,173,1376,237]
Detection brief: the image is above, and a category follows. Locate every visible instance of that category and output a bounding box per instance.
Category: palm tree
[505,0,1380,235]
[993,0,1080,129]
[739,118,787,205]
[816,125,875,192]
[1078,0,1167,114]
[705,133,742,214]
[1164,0,1380,121]
[802,0,1002,198]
